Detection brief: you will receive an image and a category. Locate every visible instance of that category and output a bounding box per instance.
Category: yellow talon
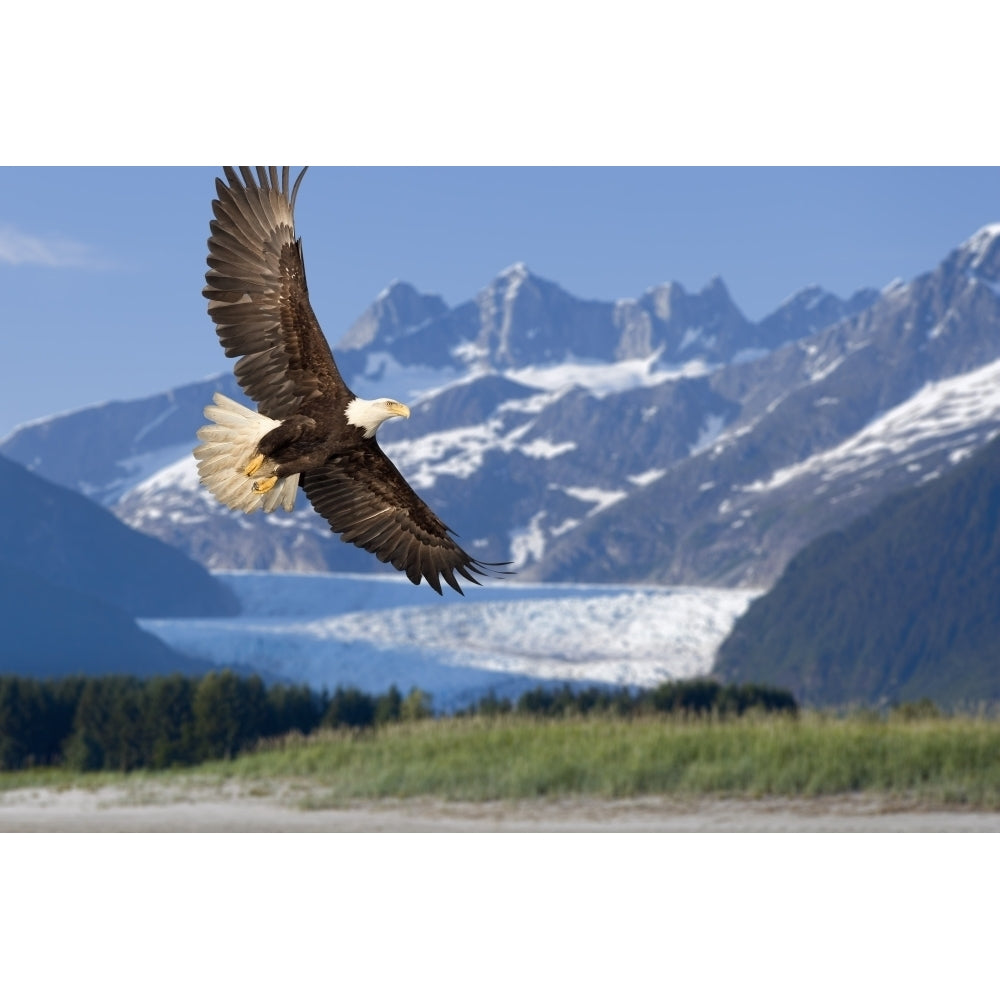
[244,453,265,476]
[253,475,278,494]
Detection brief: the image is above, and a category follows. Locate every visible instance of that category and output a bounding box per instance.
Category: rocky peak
[471,264,615,367]
[758,284,880,348]
[955,223,1000,283]
[636,277,752,363]
[338,279,450,351]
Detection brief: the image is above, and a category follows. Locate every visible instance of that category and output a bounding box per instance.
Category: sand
[2,782,998,831]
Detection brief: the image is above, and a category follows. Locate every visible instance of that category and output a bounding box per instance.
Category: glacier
[139,572,758,711]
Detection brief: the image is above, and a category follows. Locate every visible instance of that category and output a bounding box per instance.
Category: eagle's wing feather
[203,166,347,421]
[301,443,500,595]
[201,166,511,594]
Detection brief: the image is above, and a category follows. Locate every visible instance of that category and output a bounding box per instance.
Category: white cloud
[0,224,108,268]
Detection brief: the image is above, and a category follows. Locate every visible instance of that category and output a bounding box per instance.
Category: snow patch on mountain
[387,419,536,488]
[374,348,703,417]
[451,341,491,366]
[563,485,628,514]
[93,443,196,504]
[808,354,846,382]
[628,468,666,488]
[518,438,577,459]
[730,347,771,365]
[510,513,548,570]
[882,277,909,297]
[679,327,706,352]
[742,359,1000,495]
[691,413,729,455]
[129,452,202,495]
[388,424,500,487]
[497,388,570,415]
[550,517,581,537]
[962,223,1000,270]
[506,353,712,398]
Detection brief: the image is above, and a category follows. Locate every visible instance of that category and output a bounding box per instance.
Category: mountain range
[5,224,1000,595]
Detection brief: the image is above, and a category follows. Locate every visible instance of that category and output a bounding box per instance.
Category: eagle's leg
[245,415,319,490]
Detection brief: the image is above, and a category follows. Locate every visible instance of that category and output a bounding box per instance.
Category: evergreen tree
[267,682,327,736]
[145,675,198,767]
[375,685,403,725]
[65,679,114,770]
[0,678,35,769]
[323,687,377,729]
[468,691,512,717]
[400,687,432,722]
[105,678,147,771]
[193,670,268,760]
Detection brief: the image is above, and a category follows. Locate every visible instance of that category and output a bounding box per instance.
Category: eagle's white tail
[194,393,300,514]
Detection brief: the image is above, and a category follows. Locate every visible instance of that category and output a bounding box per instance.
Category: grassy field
[4,711,999,808]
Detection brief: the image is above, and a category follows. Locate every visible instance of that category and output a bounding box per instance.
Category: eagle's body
[193,166,504,594]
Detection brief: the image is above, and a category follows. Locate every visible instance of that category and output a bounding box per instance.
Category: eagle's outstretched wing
[201,166,511,593]
[301,442,501,595]
[203,166,348,421]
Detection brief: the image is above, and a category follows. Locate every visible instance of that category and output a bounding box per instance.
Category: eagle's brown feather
[199,166,507,594]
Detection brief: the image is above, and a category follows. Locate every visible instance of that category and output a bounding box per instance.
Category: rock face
[4,225,1000,590]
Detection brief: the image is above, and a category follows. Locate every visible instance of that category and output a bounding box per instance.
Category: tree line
[0,672,431,772]
[461,678,797,719]
[0,672,796,773]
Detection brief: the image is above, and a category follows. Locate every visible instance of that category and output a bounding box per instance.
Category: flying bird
[193,166,507,594]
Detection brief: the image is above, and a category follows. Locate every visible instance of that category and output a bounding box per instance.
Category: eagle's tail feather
[194,393,299,514]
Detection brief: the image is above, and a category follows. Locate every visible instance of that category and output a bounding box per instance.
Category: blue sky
[1,166,998,437]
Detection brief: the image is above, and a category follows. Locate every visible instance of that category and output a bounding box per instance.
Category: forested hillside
[714,433,1000,707]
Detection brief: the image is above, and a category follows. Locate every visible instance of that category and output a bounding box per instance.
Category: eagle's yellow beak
[387,400,411,419]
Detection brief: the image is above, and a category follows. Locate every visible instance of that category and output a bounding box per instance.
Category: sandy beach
[2,782,998,831]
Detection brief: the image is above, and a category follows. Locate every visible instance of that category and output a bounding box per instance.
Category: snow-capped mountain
[5,224,1000,590]
[335,264,787,380]
[539,226,1000,585]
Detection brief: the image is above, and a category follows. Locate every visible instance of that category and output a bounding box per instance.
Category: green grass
[5,712,1000,808]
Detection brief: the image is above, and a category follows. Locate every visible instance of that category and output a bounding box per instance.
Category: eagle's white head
[345,397,411,438]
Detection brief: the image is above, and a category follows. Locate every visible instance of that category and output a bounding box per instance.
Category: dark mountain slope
[0,455,237,618]
[0,563,211,678]
[713,433,1000,707]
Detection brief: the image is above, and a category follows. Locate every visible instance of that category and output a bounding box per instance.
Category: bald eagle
[193,166,507,594]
